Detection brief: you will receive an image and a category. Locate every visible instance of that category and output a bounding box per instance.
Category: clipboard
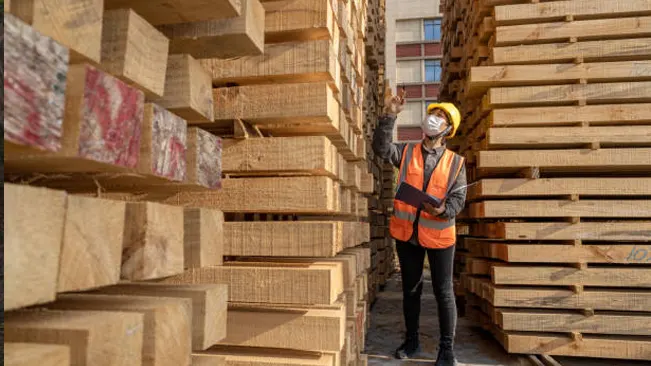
[395,182,443,208]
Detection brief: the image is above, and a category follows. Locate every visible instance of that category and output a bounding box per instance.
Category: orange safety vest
[389,144,464,249]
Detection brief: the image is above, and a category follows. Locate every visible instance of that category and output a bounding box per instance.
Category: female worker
[372,88,466,366]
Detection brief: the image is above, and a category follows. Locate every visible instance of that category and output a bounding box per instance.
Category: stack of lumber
[440,0,651,361]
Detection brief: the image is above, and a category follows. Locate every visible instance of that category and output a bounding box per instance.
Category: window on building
[424,19,442,41]
[425,60,442,82]
[396,19,421,42]
[397,60,422,83]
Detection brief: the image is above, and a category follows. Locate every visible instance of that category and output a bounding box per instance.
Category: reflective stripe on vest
[390,144,464,249]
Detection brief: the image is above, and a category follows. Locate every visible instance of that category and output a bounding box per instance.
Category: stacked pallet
[440,0,651,361]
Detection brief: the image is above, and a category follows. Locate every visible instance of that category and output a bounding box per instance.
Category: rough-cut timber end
[187,127,222,189]
[104,0,242,26]
[101,9,169,98]
[139,103,188,181]
[4,343,71,366]
[4,13,69,154]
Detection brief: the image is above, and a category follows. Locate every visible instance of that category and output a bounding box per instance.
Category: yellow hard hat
[426,102,461,138]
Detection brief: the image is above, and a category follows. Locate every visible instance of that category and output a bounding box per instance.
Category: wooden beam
[158,0,264,59]
[223,221,343,257]
[122,202,185,280]
[186,127,223,189]
[222,303,346,352]
[3,13,69,156]
[470,221,651,241]
[494,0,651,26]
[163,176,340,214]
[485,82,651,108]
[194,346,335,366]
[213,82,339,126]
[491,38,651,65]
[103,0,241,26]
[201,39,338,88]
[9,0,103,63]
[101,9,169,98]
[159,261,344,305]
[469,178,651,199]
[495,16,651,46]
[5,184,66,310]
[138,103,188,181]
[4,343,71,366]
[184,207,224,268]
[5,310,144,366]
[497,309,651,336]
[488,104,651,127]
[93,283,228,350]
[150,54,214,123]
[492,265,651,287]
[469,200,651,218]
[265,0,334,43]
[57,195,126,293]
[222,136,338,177]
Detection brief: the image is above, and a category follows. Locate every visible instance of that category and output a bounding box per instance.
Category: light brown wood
[4,184,66,310]
[57,195,126,293]
[10,0,103,63]
[103,0,241,25]
[150,54,214,123]
[191,354,226,366]
[94,283,228,351]
[5,310,144,366]
[122,202,185,280]
[101,9,169,98]
[469,200,651,218]
[138,103,188,181]
[158,0,264,59]
[194,346,335,366]
[488,104,651,127]
[4,343,71,366]
[471,221,651,241]
[470,178,651,199]
[265,0,335,43]
[184,207,224,268]
[485,126,651,148]
[492,265,651,287]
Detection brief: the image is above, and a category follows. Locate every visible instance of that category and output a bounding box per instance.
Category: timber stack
[440,0,651,362]
[3,0,391,365]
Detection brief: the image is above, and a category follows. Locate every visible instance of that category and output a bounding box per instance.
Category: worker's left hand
[423,201,446,216]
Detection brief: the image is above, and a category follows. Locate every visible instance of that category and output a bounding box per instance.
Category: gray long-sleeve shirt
[372,114,467,246]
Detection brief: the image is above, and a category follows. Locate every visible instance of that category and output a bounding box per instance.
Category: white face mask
[421,114,448,137]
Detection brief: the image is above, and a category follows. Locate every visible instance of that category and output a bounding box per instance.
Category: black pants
[396,240,457,348]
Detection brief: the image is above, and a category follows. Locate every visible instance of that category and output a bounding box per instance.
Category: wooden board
[158,261,344,305]
[4,184,66,310]
[496,309,651,336]
[5,310,144,366]
[223,221,343,257]
[469,200,651,218]
[265,0,335,43]
[158,0,264,59]
[138,103,188,181]
[9,0,103,63]
[57,195,126,293]
[488,104,651,127]
[103,0,241,25]
[4,343,71,366]
[469,178,651,199]
[495,16,651,46]
[213,82,339,127]
[485,82,651,108]
[101,9,169,98]
[201,39,338,88]
[162,176,340,214]
[121,202,185,280]
[222,136,338,177]
[494,0,651,26]
[194,346,335,366]
[492,265,651,287]
[222,302,346,352]
[184,207,224,268]
[3,13,68,155]
[470,221,651,241]
[186,127,223,188]
[150,54,214,123]
[49,294,193,366]
[491,38,651,65]
[93,283,228,350]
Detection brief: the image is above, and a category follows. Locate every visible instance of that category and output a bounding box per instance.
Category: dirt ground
[363,273,646,366]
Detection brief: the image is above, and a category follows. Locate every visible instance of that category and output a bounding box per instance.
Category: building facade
[385,0,442,141]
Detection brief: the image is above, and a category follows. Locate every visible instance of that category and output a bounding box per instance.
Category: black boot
[394,334,421,359]
[434,344,457,366]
